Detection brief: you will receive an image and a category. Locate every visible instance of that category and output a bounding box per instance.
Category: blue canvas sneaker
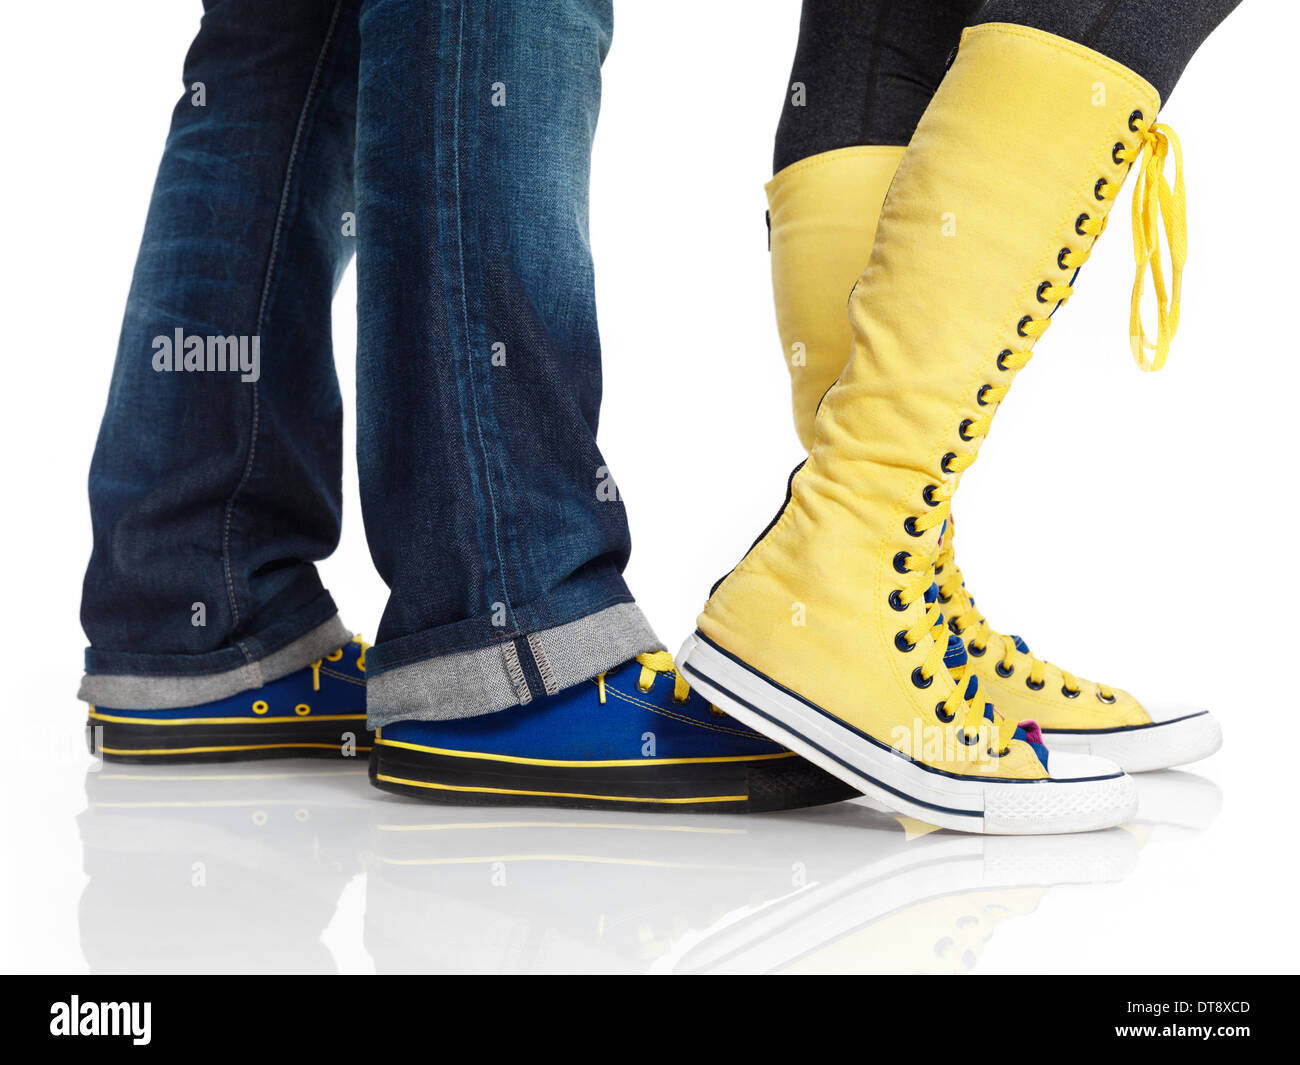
[370,652,856,813]
[86,637,371,763]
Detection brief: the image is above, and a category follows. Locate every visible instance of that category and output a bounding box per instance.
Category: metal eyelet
[1112,141,1126,165]
[956,728,980,746]
[1094,178,1108,201]
[988,745,1011,758]
[935,702,956,724]
[968,643,986,658]
[637,681,653,693]
[938,591,952,604]
[1097,691,1117,704]
[911,667,933,689]
[996,349,1012,371]
[958,419,974,441]
[1062,685,1081,699]
[1036,281,1052,303]
[995,661,1015,678]
[1075,212,1090,236]
[977,384,991,406]
[895,630,916,653]
[1128,108,1143,132]
[1026,677,1045,691]
[922,484,940,506]
[1016,315,1033,337]
[903,515,923,537]
[941,452,957,473]
[1057,247,1072,270]
[888,589,908,612]
[893,550,911,574]
[947,618,961,635]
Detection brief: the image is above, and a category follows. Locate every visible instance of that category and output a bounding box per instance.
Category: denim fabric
[82,0,359,686]
[81,0,657,714]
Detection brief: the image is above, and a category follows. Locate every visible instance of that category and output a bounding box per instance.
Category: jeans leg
[356,0,659,726]
[80,0,362,710]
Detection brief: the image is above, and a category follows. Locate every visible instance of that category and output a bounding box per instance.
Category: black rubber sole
[369,741,858,813]
[87,717,373,764]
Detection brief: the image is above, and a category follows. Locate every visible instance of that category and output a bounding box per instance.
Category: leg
[355,0,852,812]
[774,0,981,171]
[978,0,1244,103]
[765,0,1232,773]
[355,0,658,723]
[81,1,366,756]
[682,5,1241,830]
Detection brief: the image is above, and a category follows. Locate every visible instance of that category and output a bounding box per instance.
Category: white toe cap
[1046,749,1125,781]
[1142,702,1211,724]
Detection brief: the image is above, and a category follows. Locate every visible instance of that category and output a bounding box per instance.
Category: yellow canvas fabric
[766,146,906,451]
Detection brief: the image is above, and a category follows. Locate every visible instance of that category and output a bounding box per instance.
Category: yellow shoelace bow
[310,634,370,691]
[597,650,691,705]
[935,539,1115,702]
[1104,118,1186,372]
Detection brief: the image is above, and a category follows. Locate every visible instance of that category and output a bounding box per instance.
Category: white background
[0,1,1293,975]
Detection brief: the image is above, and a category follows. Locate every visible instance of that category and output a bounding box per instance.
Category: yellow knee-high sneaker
[766,148,1220,774]
[679,23,1181,834]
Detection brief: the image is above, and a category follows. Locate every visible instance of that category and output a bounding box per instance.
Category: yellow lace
[310,634,370,691]
[596,650,690,706]
[1093,116,1186,371]
[893,541,1013,752]
[936,536,1115,702]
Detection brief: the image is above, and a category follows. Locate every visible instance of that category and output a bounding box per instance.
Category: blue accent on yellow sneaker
[369,652,856,813]
[86,637,371,763]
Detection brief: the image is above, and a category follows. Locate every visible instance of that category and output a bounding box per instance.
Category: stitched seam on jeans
[220,0,345,635]
[502,641,532,704]
[450,2,516,631]
[527,633,559,695]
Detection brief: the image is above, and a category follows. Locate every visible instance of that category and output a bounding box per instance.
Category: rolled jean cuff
[366,601,662,728]
[78,613,353,710]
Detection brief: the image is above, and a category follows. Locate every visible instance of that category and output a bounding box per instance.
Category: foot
[936,537,1222,772]
[86,637,371,763]
[369,651,857,813]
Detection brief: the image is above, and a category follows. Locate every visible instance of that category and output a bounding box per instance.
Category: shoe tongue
[1010,634,1030,655]
[942,632,967,670]
[942,633,981,700]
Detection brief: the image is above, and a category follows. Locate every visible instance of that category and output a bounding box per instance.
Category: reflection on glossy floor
[76,760,1220,974]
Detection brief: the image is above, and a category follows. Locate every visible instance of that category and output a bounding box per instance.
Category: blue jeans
[80,0,659,722]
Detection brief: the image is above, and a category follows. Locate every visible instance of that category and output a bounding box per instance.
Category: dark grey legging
[774,0,1244,172]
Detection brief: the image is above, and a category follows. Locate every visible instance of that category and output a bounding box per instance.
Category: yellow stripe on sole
[89,711,367,726]
[99,743,373,756]
[374,736,794,768]
[374,772,747,805]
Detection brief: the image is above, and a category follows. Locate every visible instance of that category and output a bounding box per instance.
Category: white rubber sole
[1040,712,1221,773]
[676,632,1137,836]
